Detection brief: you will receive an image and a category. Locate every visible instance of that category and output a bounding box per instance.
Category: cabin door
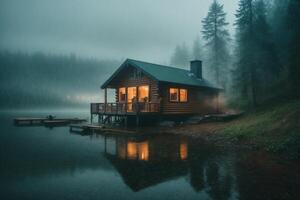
[127,87,137,112]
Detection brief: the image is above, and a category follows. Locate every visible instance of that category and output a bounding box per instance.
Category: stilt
[125,116,128,128]
[136,115,140,127]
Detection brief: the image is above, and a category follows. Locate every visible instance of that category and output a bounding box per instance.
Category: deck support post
[125,116,128,128]
[136,116,140,127]
[104,88,107,114]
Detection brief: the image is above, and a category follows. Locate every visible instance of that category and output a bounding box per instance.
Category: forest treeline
[170,0,300,108]
[0,51,119,109]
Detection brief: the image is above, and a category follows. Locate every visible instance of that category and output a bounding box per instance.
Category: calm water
[0,111,299,200]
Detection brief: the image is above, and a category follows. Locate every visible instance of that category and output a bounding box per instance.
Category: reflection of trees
[189,158,205,191]
[206,160,232,200]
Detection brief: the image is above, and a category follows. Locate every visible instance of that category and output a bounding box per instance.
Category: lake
[0,111,299,200]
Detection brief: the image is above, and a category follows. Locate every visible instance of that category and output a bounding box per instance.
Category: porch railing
[90,102,160,114]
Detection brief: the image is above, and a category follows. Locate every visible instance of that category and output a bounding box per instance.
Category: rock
[159,121,175,127]
[185,115,204,125]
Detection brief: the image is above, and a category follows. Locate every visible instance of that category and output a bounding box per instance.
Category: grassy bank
[222,100,300,159]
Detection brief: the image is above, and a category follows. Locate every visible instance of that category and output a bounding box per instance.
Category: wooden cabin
[91,59,222,125]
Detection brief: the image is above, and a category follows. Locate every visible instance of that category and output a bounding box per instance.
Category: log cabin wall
[159,83,218,115]
[109,65,159,103]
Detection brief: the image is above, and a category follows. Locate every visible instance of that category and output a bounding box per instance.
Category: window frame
[169,87,188,103]
[169,88,179,102]
[118,87,126,102]
[179,88,188,102]
[138,85,150,102]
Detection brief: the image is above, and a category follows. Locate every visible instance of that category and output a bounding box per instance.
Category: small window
[169,88,179,102]
[119,87,126,102]
[180,89,188,102]
[169,88,188,102]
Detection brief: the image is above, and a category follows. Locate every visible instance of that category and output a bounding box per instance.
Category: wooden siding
[103,64,219,115]
[109,65,160,103]
[159,83,218,115]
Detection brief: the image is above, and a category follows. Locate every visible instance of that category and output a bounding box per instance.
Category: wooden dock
[14,117,86,126]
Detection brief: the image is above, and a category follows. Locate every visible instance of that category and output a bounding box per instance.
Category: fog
[1,0,298,109]
[0,0,237,63]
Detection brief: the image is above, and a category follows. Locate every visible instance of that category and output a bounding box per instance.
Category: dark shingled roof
[101,59,222,90]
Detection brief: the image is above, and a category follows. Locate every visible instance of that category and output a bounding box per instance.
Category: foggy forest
[0,0,299,110]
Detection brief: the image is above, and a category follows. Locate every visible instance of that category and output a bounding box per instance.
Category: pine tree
[286,0,300,96]
[233,0,281,107]
[253,0,280,93]
[170,43,190,68]
[202,0,230,89]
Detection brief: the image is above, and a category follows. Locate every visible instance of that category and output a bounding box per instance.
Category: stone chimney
[190,60,202,79]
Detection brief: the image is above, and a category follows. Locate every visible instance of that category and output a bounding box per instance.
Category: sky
[0,0,238,63]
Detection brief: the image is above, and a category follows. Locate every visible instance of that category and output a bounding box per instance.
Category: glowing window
[119,87,126,102]
[169,88,179,102]
[138,85,149,102]
[180,89,188,102]
[180,141,188,160]
[127,142,137,160]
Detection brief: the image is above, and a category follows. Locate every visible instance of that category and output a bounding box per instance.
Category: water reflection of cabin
[91,59,222,125]
[102,134,229,194]
[103,135,189,191]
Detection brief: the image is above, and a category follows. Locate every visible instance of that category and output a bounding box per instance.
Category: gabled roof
[101,59,222,90]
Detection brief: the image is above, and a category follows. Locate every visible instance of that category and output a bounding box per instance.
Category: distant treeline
[0,51,120,109]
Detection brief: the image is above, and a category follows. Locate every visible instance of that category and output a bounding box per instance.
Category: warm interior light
[127,87,137,112]
[169,88,179,102]
[127,87,137,102]
[127,142,137,160]
[119,87,126,102]
[138,85,149,102]
[126,141,149,161]
[180,141,188,160]
[138,141,149,161]
[180,89,188,102]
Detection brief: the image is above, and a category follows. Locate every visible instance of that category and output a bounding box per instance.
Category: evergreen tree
[170,43,190,68]
[286,0,300,96]
[202,0,230,89]
[233,0,257,106]
[270,0,290,65]
[233,0,280,106]
[253,0,280,92]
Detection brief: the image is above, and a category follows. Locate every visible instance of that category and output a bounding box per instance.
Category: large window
[169,88,188,102]
[119,87,126,102]
[138,85,149,102]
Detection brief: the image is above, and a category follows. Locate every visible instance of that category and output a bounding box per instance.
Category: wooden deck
[90,102,160,115]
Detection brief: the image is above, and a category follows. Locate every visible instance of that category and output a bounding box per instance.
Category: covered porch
[90,86,161,126]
